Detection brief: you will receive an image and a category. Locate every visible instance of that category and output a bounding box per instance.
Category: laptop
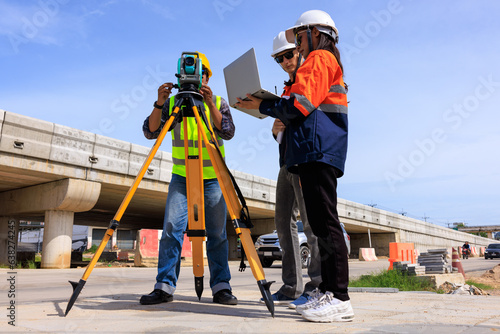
[223,48,280,119]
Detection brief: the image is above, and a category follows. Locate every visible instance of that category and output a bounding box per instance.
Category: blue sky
[1,0,500,228]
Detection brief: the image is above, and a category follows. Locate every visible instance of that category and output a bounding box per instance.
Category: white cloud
[141,0,175,20]
[0,1,122,53]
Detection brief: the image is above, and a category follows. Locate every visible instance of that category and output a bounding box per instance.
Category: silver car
[255,221,351,268]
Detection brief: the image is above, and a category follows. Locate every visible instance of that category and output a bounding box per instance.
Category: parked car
[255,221,351,268]
[484,243,500,259]
[72,238,88,253]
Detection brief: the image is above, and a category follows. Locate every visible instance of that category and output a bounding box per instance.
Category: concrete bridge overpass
[457,225,500,239]
[0,110,494,268]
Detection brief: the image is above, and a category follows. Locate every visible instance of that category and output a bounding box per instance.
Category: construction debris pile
[418,249,454,274]
[438,282,490,295]
[392,261,426,276]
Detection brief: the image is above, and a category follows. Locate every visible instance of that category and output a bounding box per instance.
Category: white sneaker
[301,292,354,322]
[295,288,323,315]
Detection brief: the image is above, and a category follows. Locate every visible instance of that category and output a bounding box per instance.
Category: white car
[255,221,351,268]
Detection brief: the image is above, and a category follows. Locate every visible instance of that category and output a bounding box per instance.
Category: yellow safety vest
[170,95,224,179]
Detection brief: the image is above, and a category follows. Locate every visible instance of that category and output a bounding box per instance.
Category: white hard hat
[271,31,296,57]
[285,10,339,43]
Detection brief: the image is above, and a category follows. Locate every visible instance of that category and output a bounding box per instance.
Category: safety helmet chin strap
[291,53,302,84]
[306,26,314,58]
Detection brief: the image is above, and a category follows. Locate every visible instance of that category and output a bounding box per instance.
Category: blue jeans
[154,174,232,296]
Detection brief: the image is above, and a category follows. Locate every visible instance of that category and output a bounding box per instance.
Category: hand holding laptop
[235,93,263,110]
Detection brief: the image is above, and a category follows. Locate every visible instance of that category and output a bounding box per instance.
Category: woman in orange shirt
[237,10,352,323]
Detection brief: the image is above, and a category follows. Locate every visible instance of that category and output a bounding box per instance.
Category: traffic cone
[451,247,465,278]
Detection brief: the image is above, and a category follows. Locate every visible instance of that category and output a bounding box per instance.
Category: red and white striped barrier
[470,246,478,257]
[359,248,378,261]
[480,247,485,256]
[452,247,465,277]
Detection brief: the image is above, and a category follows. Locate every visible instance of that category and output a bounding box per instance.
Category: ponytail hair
[316,32,348,92]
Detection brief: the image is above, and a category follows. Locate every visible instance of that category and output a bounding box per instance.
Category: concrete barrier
[359,248,378,261]
[117,251,129,261]
[134,229,159,267]
[451,247,465,277]
[479,247,485,256]
[470,246,478,257]
[388,242,415,269]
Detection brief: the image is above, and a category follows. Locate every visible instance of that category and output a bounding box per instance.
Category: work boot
[140,289,173,305]
[213,289,238,305]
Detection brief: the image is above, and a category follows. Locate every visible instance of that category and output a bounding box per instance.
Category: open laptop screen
[223,48,280,119]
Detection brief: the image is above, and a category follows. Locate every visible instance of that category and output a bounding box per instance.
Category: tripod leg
[65,106,182,316]
[191,105,275,316]
[184,119,206,300]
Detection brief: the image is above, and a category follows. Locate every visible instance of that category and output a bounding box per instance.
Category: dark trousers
[298,162,349,302]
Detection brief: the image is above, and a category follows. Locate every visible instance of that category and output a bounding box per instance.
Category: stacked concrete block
[418,248,453,274]
[393,261,426,276]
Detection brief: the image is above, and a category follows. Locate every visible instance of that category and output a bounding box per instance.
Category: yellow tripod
[65,88,275,316]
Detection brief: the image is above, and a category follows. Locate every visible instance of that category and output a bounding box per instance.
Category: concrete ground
[2,259,500,333]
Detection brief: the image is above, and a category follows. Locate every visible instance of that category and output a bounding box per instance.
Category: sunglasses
[202,68,207,76]
[294,29,307,47]
[274,51,295,64]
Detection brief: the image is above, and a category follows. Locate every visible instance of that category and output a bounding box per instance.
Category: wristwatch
[154,101,164,109]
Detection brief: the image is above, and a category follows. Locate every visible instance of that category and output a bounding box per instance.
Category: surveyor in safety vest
[140,52,237,306]
[236,10,353,323]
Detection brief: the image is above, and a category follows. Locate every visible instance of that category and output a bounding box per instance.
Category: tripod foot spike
[257,279,275,317]
[195,276,204,300]
[65,279,86,316]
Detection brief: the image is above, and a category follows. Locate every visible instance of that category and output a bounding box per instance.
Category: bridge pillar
[0,178,101,268]
[41,210,74,269]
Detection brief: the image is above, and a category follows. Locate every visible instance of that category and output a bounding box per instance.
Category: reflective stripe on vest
[292,83,348,115]
[170,95,224,179]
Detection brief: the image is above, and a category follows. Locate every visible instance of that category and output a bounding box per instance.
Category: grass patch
[0,261,38,269]
[84,245,98,254]
[350,269,435,292]
[466,279,494,290]
[12,260,39,269]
